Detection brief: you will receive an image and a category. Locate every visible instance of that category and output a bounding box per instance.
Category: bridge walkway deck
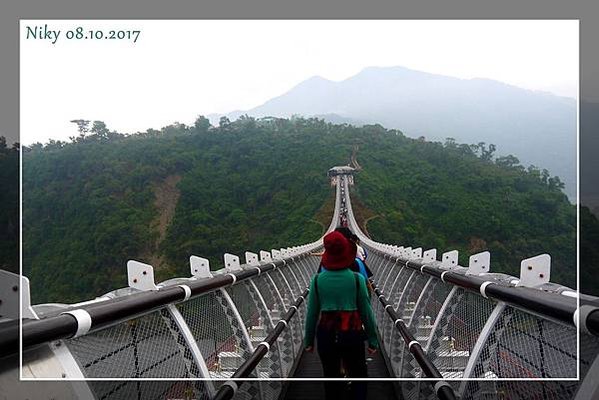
[282,345,396,400]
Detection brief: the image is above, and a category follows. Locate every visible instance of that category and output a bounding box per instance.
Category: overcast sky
[20,20,578,145]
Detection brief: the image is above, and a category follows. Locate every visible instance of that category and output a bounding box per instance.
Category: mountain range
[209,66,577,199]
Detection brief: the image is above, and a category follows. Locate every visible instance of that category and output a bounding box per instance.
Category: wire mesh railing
[371,281,458,400]
[212,289,310,400]
[336,173,599,399]
[0,248,321,400]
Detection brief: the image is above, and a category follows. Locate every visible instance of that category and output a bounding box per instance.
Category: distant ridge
[210,66,576,199]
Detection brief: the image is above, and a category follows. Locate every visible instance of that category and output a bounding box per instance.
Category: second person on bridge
[304,230,379,400]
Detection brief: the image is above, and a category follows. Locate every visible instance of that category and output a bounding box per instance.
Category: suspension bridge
[1,167,599,400]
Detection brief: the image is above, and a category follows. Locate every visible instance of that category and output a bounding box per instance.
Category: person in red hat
[304,231,379,400]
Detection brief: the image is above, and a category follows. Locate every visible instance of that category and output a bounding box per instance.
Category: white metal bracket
[245,252,260,266]
[271,249,282,260]
[517,254,550,288]
[190,255,212,278]
[423,249,437,263]
[412,248,423,259]
[260,251,272,262]
[127,260,158,291]
[441,250,459,269]
[0,270,38,320]
[467,251,491,275]
[21,276,38,319]
[224,253,242,271]
[402,247,412,258]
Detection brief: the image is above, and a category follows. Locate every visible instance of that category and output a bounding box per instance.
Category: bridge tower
[327,165,356,186]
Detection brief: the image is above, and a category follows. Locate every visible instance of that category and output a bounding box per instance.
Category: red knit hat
[321,231,355,270]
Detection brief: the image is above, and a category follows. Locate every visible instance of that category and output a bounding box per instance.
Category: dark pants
[316,327,368,400]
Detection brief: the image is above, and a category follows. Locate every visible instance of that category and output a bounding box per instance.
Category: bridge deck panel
[283,347,396,399]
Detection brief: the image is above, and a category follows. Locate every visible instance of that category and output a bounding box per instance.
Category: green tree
[194,115,211,132]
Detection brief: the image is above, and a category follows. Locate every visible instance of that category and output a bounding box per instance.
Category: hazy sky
[20,20,578,144]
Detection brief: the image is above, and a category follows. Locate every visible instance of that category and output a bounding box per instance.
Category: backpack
[354,258,368,280]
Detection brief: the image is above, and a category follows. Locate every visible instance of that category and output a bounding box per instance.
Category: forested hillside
[21,117,587,303]
[0,138,19,273]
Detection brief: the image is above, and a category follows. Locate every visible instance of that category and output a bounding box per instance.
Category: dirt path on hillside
[141,175,182,268]
[153,175,182,245]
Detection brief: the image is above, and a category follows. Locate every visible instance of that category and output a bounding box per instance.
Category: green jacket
[304,268,379,349]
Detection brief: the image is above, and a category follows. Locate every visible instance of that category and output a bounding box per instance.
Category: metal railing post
[458,302,506,395]
[164,304,216,396]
